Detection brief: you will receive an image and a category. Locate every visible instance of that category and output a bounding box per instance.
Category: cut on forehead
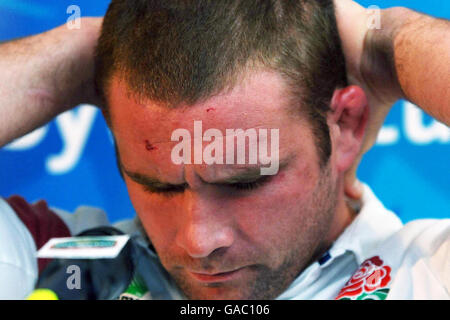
[108,65,330,170]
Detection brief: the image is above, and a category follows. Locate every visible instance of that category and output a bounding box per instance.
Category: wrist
[53,17,103,109]
[360,7,409,104]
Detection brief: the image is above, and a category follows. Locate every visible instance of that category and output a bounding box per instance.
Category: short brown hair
[95,0,348,166]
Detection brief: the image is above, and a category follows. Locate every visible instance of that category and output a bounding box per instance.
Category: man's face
[108,70,343,299]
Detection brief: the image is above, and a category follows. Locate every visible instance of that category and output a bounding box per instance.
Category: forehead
[107,69,313,177]
[109,70,296,129]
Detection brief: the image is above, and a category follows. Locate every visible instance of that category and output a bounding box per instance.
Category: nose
[175,192,234,259]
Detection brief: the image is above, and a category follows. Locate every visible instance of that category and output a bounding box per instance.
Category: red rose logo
[336,256,391,300]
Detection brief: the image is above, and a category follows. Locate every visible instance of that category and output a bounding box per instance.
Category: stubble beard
[169,165,339,300]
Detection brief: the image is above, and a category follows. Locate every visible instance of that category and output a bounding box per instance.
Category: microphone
[28,226,136,300]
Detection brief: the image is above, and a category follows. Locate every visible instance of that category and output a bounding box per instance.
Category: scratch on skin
[206,108,216,113]
[145,140,157,151]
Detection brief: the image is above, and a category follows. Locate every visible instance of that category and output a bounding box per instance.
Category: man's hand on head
[70,17,105,109]
[0,17,103,147]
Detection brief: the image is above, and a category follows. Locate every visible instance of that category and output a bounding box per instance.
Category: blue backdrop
[0,0,448,223]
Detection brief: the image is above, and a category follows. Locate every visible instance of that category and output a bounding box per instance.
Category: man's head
[96,0,349,166]
[95,0,368,299]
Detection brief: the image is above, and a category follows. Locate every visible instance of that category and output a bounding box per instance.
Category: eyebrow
[120,158,290,192]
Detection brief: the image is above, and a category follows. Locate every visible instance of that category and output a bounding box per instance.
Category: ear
[329,85,369,173]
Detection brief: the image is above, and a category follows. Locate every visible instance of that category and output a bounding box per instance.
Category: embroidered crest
[336,256,391,300]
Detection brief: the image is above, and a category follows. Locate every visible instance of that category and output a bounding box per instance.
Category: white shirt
[277,185,450,300]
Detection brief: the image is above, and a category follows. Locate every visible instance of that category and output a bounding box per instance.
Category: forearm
[0,18,102,147]
[394,9,450,124]
[366,7,450,124]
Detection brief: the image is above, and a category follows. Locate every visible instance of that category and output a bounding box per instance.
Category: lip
[188,267,246,283]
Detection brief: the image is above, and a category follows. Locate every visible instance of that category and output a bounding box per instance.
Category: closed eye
[142,183,187,196]
[129,170,275,197]
[228,180,266,191]
[122,168,187,197]
[142,179,269,196]
[226,175,273,191]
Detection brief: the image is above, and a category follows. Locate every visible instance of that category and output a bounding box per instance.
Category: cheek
[125,182,180,251]
[234,163,319,246]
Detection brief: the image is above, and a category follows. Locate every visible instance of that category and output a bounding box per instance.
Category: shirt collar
[330,184,403,265]
[277,184,403,299]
